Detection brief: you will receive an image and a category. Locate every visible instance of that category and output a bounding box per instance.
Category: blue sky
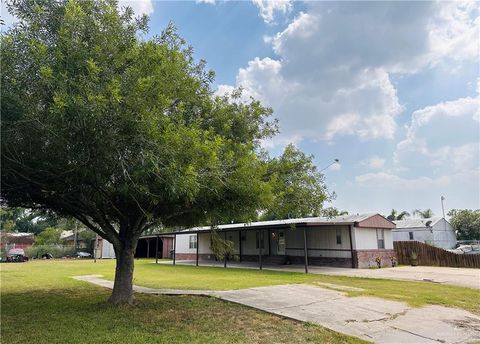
[2,0,478,217]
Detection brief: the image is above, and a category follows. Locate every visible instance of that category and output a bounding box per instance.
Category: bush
[26,245,76,258]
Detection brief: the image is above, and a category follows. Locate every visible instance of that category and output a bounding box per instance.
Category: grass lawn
[134,260,478,314]
[2,260,478,344]
[1,259,366,344]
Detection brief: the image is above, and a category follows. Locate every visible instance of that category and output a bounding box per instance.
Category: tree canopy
[448,209,480,240]
[0,0,296,304]
[0,207,59,234]
[412,209,434,219]
[260,144,329,221]
[386,209,410,221]
[1,0,330,303]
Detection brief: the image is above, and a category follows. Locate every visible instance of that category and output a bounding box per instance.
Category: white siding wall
[352,227,393,250]
[100,239,116,258]
[432,219,457,249]
[384,229,393,249]
[392,228,434,244]
[175,233,197,254]
[392,220,456,249]
[353,228,377,249]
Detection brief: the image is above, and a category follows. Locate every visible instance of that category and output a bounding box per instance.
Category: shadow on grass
[1,286,367,344]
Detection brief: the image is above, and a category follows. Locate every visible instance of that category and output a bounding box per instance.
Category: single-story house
[0,232,34,252]
[60,230,88,249]
[392,218,456,249]
[94,235,174,259]
[171,214,396,269]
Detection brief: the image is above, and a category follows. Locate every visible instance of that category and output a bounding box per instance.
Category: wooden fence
[394,241,480,268]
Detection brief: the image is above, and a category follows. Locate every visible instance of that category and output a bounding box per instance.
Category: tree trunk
[108,244,136,304]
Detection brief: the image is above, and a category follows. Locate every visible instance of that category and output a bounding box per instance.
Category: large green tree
[0,207,59,233]
[260,144,329,220]
[448,209,480,240]
[1,0,277,303]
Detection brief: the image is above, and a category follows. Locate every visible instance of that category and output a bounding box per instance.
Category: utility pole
[94,234,99,263]
[441,196,446,219]
[73,221,78,255]
[441,196,447,232]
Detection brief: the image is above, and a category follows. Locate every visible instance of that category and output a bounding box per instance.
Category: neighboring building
[94,238,116,259]
[94,235,174,259]
[172,214,396,268]
[61,230,88,249]
[0,232,34,252]
[392,218,456,249]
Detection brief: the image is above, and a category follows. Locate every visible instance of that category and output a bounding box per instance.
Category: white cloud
[195,0,216,4]
[329,162,341,172]
[218,2,478,147]
[361,156,386,170]
[352,169,480,213]
[394,95,480,174]
[427,1,479,65]
[118,0,154,16]
[350,93,480,213]
[252,0,292,24]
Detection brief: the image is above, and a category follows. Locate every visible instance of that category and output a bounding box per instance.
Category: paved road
[167,260,480,289]
[74,275,480,344]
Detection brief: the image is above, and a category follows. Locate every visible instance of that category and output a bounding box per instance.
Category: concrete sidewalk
[162,260,480,289]
[73,275,480,344]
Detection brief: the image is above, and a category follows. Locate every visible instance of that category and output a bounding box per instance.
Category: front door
[277,230,286,255]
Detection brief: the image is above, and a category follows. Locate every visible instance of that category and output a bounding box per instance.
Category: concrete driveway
[75,275,480,344]
[217,284,480,343]
[167,260,480,289]
[307,265,480,289]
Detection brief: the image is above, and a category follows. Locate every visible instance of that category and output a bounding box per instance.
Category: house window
[189,235,197,249]
[409,232,414,240]
[336,228,342,245]
[376,229,385,249]
[255,231,265,249]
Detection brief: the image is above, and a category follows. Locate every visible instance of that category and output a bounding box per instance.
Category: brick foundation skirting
[175,251,396,269]
[175,253,216,261]
[352,249,396,268]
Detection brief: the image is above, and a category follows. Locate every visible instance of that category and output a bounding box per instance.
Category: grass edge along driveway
[4,259,479,314]
[1,259,366,344]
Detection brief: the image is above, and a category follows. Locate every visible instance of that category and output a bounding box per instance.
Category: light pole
[441,196,447,232]
[441,196,446,219]
[320,158,340,172]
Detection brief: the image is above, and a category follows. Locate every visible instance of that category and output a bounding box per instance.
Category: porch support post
[196,233,199,267]
[173,234,176,265]
[303,226,309,274]
[155,235,159,264]
[349,225,355,268]
[223,231,227,268]
[146,238,150,258]
[258,230,263,270]
[238,230,242,262]
[268,229,271,256]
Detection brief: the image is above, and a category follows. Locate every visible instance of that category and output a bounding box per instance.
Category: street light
[320,158,340,172]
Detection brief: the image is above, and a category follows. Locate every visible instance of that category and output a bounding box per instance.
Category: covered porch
[170,223,356,273]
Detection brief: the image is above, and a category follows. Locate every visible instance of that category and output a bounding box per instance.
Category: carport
[135,235,174,260]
